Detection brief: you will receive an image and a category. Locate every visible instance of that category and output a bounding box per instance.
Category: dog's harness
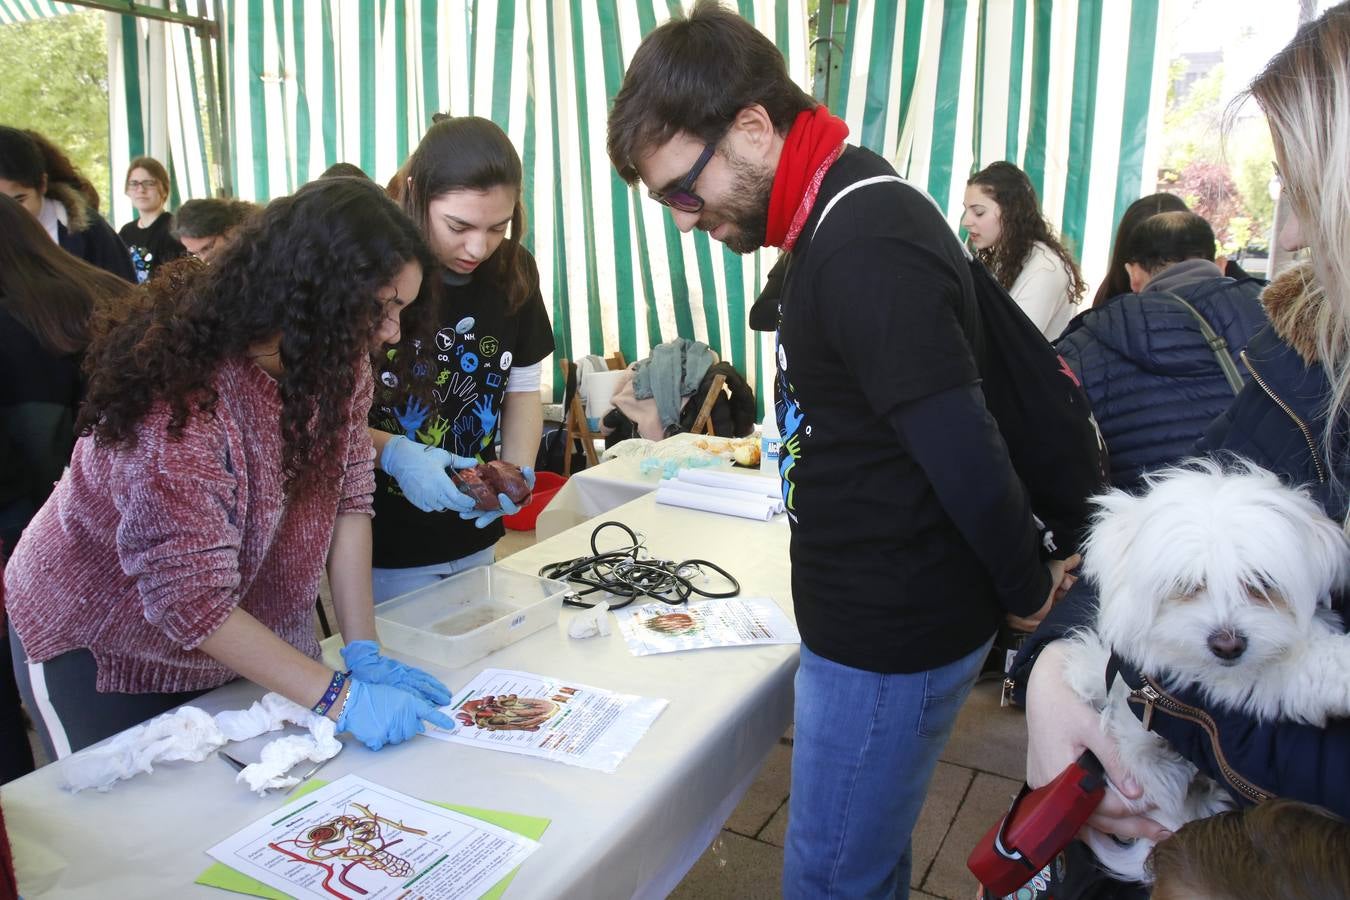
[1105,651,1274,805]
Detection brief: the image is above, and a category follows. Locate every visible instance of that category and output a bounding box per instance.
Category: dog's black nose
[1208,630,1247,660]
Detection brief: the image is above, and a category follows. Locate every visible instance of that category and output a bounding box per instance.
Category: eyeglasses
[126,179,159,192]
[648,141,718,214]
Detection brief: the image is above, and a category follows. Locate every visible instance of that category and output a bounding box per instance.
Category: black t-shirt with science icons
[370,252,554,569]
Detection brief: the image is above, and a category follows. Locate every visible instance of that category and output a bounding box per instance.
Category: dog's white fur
[1060,457,1350,882]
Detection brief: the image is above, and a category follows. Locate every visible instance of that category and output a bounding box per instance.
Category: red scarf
[764,107,850,251]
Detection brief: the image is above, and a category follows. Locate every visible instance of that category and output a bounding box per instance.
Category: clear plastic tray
[374,566,568,669]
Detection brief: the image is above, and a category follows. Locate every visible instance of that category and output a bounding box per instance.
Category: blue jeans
[784,637,993,900]
[371,546,497,604]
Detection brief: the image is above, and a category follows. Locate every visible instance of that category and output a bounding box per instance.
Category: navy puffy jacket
[1013,319,1350,817]
[1056,276,1268,492]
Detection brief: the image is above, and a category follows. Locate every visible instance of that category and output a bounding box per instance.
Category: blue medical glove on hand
[458,492,522,528]
[336,679,457,751]
[380,435,477,513]
[340,640,452,706]
[521,465,536,492]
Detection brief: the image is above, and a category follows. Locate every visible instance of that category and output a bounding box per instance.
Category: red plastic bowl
[503,471,567,531]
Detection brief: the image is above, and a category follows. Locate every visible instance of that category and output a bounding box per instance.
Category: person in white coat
[962,161,1086,340]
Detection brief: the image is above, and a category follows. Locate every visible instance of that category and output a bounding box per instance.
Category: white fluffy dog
[1059,457,1350,883]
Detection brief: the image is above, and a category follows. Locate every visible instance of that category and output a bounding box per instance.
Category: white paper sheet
[206,774,537,900]
[613,598,800,656]
[423,669,667,773]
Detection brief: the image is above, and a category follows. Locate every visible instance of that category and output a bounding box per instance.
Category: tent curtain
[5,0,1166,416]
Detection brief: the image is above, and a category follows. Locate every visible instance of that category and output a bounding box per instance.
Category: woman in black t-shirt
[117,156,185,282]
[368,116,555,603]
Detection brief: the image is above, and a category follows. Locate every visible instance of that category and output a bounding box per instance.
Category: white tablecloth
[3,492,795,899]
[535,434,772,540]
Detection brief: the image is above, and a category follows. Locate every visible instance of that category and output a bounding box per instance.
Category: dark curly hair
[967,161,1086,305]
[77,177,433,493]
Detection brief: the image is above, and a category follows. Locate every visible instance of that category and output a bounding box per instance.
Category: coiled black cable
[539,520,740,610]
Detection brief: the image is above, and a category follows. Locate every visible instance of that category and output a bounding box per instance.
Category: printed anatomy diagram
[269,803,427,899]
[456,693,565,732]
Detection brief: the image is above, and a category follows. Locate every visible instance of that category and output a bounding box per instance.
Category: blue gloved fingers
[440,482,477,513]
[422,707,457,731]
[337,679,443,751]
[458,493,517,528]
[339,640,380,670]
[340,643,453,707]
[446,453,480,470]
[381,437,462,513]
[521,466,536,491]
[401,667,453,707]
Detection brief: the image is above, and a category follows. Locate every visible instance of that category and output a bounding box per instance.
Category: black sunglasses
[648,141,718,213]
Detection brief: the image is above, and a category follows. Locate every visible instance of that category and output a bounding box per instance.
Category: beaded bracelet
[312,670,349,716]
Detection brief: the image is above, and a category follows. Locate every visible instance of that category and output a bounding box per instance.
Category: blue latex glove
[336,679,456,751]
[380,435,477,513]
[340,640,451,706]
[457,466,535,529]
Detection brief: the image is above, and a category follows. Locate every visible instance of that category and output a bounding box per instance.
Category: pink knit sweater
[4,358,376,694]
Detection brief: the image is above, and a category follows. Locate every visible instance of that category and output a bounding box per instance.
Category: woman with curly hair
[962,160,1087,339]
[367,116,554,603]
[4,177,456,758]
[0,126,136,283]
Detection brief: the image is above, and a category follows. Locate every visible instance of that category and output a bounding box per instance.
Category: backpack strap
[810,174,973,260]
[1158,290,1245,395]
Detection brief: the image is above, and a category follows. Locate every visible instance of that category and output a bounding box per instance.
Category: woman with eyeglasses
[118,156,186,282]
[368,115,554,603]
[0,126,135,283]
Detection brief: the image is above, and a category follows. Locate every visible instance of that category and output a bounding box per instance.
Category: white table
[535,434,769,540]
[3,492,795,899]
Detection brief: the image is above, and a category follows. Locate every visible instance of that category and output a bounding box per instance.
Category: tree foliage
[0,11,110,210]
[1159,58,1276,252]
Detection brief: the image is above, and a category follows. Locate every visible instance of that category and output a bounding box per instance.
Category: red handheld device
[967,750,1106,896]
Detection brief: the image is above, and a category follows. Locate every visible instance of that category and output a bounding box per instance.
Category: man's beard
[703,150,773,255]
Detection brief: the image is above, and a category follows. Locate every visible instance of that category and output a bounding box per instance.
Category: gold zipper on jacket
[1129,678,1273,805]
[1239,350,1327,484]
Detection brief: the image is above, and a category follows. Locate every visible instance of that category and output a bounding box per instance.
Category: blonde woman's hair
[1249,2,1350,467]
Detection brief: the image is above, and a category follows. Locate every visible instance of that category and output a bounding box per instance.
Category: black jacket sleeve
[62,215,136,283]
[887,381,1051,616]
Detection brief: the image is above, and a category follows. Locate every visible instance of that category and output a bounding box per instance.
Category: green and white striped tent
[2,0,1169,413]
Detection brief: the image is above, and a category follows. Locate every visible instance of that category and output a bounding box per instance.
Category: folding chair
[561,352,628,475]
[688,372,728,436]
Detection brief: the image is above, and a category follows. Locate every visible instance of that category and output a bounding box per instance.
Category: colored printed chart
[423,669,667,773]
[614,597,800,657]
[206,775,538,900]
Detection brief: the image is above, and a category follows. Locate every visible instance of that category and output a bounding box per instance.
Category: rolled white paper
[655,482,778,521]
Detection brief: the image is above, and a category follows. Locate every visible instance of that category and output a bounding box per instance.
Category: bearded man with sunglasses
[608,4,1069,898]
